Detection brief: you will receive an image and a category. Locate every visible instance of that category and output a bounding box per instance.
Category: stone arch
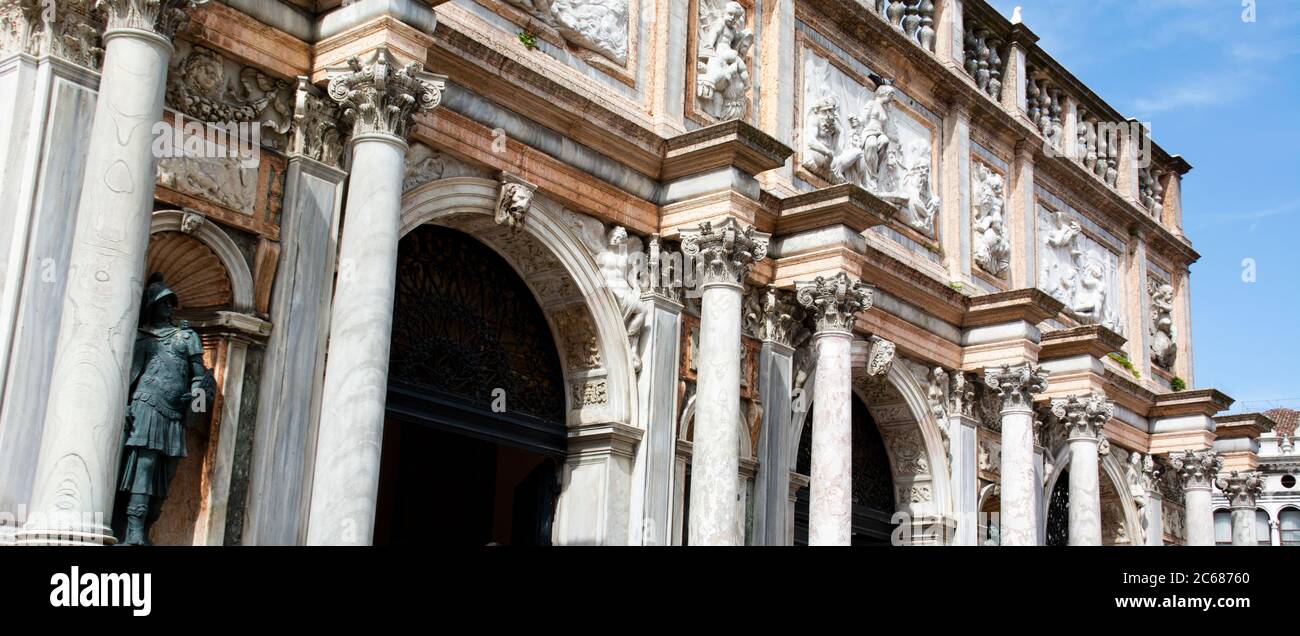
[783,355,954,521]
[399,177,638,429]
[849,363,953,520]
[150,210,255,313]
[677,393,757,461]
[1041,444,1144,546]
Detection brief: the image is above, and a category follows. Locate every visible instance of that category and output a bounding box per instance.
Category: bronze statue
[114,273,210,546]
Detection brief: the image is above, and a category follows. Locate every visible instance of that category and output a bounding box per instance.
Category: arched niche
[143,209,267,546]
[399,177,637,429]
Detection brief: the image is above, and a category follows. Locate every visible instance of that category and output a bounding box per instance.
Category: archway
[791,394,896,545]
[373,225,567,545]
[387,176,641,545]
[1042,446,1144,546]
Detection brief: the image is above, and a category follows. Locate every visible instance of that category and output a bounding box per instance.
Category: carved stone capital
[1050,393,1113,441]
[96,0,208,41]
[757,288,807,347]
[326,45,446,142]
[983,364,1049,411]
[678,217,768,288]
[1215,470,1263,510]
[288,77,345,166]
[1,0,103,67]
[795,272,873,335]
[495,173,536,231]
[1168,449,1222,492]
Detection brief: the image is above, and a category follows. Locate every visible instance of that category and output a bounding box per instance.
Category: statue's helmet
[141,272,179,312]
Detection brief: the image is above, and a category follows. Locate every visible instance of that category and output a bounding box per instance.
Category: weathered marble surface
[985,365,1048,546]
[19,18,180,545]
[808,331,852,546]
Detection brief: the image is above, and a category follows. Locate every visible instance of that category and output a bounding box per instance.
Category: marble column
[1168,449,1222,546]
[16,0,207,546]
[796,273,874,546]
[1215,471,1263,547]
[304,47,445,546]
[984,364,1049,546]
[1051,394,1113,546]
[680,218,769,546]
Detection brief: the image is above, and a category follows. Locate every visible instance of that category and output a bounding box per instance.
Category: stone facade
[0,0,1257,546]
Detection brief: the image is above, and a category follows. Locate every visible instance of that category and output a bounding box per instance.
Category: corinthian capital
[795,273,874,334]
[326,45,447,142]
[289,77,344,166]
[758,288,808,347]
[1050,393,1113,441]
[983,364,1049,411]
[1215,471,1264,509]
[679,217,769,287]
[1168,449,1222,491]
[96,0,208,40]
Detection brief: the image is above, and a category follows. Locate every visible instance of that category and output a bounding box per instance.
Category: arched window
[1256,509,1271,546]
[1213,510,1232,545]
[1281,508,1300,546]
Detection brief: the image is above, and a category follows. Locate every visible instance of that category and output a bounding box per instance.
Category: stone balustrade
[874,0,937,52]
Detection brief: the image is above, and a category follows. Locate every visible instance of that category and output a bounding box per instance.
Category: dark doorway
[1045,468,1070,546]
[794,394,898,545]
[374,225,568,546]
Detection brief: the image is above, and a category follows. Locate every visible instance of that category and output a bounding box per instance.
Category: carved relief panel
[688,0,756,124]
[795,39,941,242]
[1035,201,1125,334]
[971,159,1010,282]
[486,0,637,84]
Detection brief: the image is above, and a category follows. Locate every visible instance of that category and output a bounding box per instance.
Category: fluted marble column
[1168,449,1222,546]
[796,273,873,546]
[304,47,445,546]
[1216,471,1263,547]
[984,364,1048,546]
[680,218,768,546]
[1051,394,1113,546]
[16,0,208,546]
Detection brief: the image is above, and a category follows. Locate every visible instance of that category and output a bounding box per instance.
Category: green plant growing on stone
[517,31,539,50]
[949,281,965,293]
[1170,376,1186,391]
[1108,352,1141,380]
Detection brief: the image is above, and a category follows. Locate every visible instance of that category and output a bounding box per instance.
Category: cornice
[775,183,895,235]
[1150,388,1235,419]
[962,288,1064,328]
[1038,324,1127,360]
[1213,413,1277,440]
[661,120,793,181]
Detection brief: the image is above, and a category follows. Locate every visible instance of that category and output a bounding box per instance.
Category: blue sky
[985,0,1300,408]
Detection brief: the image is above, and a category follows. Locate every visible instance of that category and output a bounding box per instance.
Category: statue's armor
[119,326,203,496]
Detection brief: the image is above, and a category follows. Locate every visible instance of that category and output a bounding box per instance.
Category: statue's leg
[122,450,158,546]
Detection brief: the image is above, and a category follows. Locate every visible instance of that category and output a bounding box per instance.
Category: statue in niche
[114,274,212,546]
[697,1,754,120]
[598,226,647,373]
[801,96,842,177]
[972,162,1010,277]
[1148,281,1177,370]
